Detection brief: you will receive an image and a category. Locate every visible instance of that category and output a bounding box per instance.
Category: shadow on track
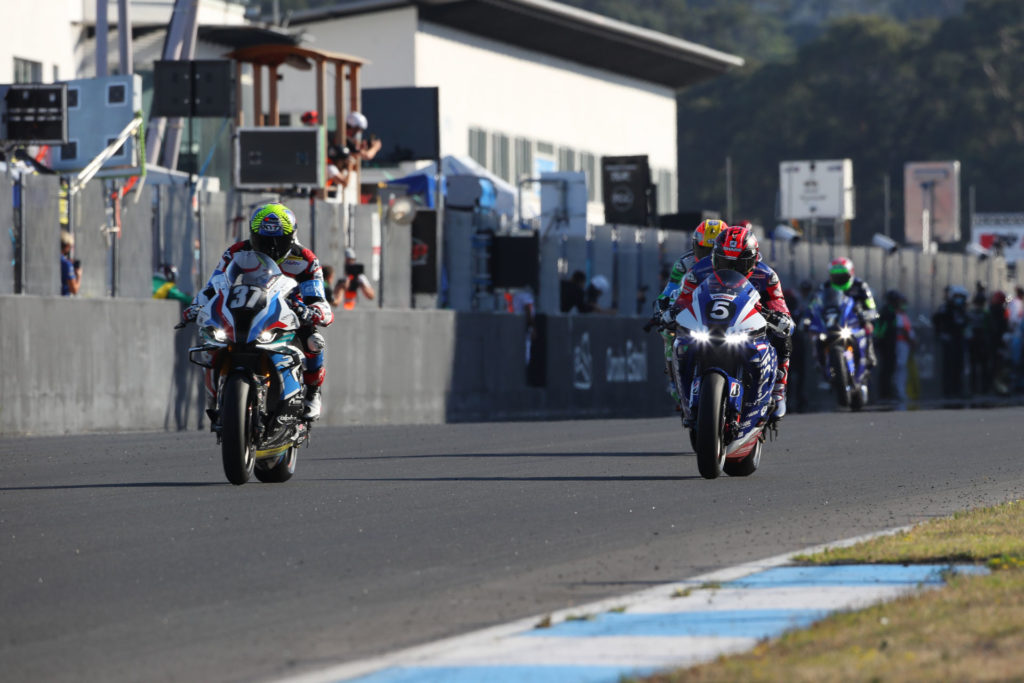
[310,450,691,462]
[1,482,223,491]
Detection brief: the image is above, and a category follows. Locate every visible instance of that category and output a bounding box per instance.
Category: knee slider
[306,332,326,353]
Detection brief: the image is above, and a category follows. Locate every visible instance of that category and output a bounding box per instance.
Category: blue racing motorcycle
[672,270,782,479]
[805,286,870,411]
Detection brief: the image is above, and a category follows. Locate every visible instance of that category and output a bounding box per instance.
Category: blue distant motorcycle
[671,270,783,479]
[805,287,870,411]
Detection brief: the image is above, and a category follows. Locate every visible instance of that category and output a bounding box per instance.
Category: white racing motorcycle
[182,250,311,485]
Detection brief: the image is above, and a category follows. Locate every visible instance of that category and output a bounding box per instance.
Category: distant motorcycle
[181,251,311,485]
[671,270,782,479]
[805,287,870,411]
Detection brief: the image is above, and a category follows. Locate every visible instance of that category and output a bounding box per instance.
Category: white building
[284,0,742,218]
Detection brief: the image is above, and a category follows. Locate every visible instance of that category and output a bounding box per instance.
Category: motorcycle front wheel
[829,346,851,408]
[695,373,727,479]
[221,375,256,485]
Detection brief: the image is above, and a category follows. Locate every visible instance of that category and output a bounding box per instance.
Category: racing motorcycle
[804,287,870,411]
[671,270,783,479]
[181,250,311,485]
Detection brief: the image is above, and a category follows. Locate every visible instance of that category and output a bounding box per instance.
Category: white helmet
[590,275,609,293]
[346,111,368,130]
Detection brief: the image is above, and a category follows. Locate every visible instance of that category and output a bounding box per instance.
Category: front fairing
[197,251,301,345]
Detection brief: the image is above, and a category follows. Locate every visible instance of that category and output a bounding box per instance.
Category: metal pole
[725,156,733,224]
[883,172,891,238]
[309,192,317,254]
[13,174,23,294]
[96,0,109,77]
[117,0,133,74]
[110,181,119,297]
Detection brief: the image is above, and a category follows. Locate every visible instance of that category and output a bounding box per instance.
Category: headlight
[257,330,276,343]
[689,329,711,344]
[839,326,852,339]
[204,326,228,342]
[819,333,828,341]
[725,331,749,345]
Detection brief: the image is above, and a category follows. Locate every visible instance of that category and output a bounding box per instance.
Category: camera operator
[332,248,376,310]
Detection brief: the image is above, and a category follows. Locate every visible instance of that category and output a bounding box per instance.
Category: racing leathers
[672,256,794,421]
[191,239,334,422]
[817,277,878,368]
[653,250,699,406]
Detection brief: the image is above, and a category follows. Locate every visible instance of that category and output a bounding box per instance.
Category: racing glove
[176,303,200,329]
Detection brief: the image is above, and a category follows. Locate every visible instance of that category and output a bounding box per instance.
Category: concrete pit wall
[0,295,673,437]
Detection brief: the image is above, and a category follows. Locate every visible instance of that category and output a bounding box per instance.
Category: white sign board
[779,159,854,220]
[904,161,960,245]
[972,213,1024,264]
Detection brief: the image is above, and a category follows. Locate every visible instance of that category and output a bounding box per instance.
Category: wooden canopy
[226,43,368,148]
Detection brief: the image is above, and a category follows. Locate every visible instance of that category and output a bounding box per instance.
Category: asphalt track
[2,407,1023,683]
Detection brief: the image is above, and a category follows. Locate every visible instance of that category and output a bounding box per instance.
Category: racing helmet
[155,263,178,282]
[249,203,297,262]
[691,219,727,261]
[829,257,855,292]
[711,226,759,277]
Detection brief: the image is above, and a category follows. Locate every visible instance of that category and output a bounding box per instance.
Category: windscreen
[223,250,281,289]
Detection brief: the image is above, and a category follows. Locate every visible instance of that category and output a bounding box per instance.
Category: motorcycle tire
[695,373,727,479]
[850,382,866,411]
[830,346,851,408]
[221,375,256,486]
[724,438,761,477]
[254,446,297,483]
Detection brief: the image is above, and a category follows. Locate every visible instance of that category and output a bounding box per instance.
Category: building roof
[288,0,743,89]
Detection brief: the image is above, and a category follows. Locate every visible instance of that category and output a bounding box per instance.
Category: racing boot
[303,385,322,421]
[771,364,789,421]
[865,335,877,370]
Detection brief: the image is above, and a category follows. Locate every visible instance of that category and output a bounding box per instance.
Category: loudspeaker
[490,234,539,290]
[601,155,650,226]
[1,84,67,144]
[235,127,324,189]
[152,60,233,118]
[411,210,438,294]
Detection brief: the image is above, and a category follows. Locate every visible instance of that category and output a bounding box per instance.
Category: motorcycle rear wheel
[221,375,256,486]
[254,446,297,483]
[695,373,727,479]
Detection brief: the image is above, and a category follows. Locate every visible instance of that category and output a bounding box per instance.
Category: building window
[468,127,487,167]
[491,132,510,182]
[514,137,532,182]
[557,146,576,172]
[14,57,42,83]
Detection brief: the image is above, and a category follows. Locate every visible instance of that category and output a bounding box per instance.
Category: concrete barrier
[0,295,674,436]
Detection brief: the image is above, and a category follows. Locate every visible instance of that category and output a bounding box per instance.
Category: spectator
[585,274,615,314]
[933,285,969,398]
[152,263,191,303]
[333,248,375,309]
[504,287,537,365]
[967,289,992,394]
[301,110,348,188]
[561,270,587,313]
[60,230,81,296]
[322,264,338,307]
[874,290,902,401]
[890,291,916,410]
[344,111,382,166]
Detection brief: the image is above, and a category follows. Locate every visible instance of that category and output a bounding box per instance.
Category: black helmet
[249,203,296,262]
[711,226,759,277]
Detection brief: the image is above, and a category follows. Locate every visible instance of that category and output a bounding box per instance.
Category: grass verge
[632,499,1024,682]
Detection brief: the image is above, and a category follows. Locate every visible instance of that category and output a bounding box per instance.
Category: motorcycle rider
[651,219,727,406]
[818,257,878,369]
[668,225,794,421]
[183,202,334,422]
